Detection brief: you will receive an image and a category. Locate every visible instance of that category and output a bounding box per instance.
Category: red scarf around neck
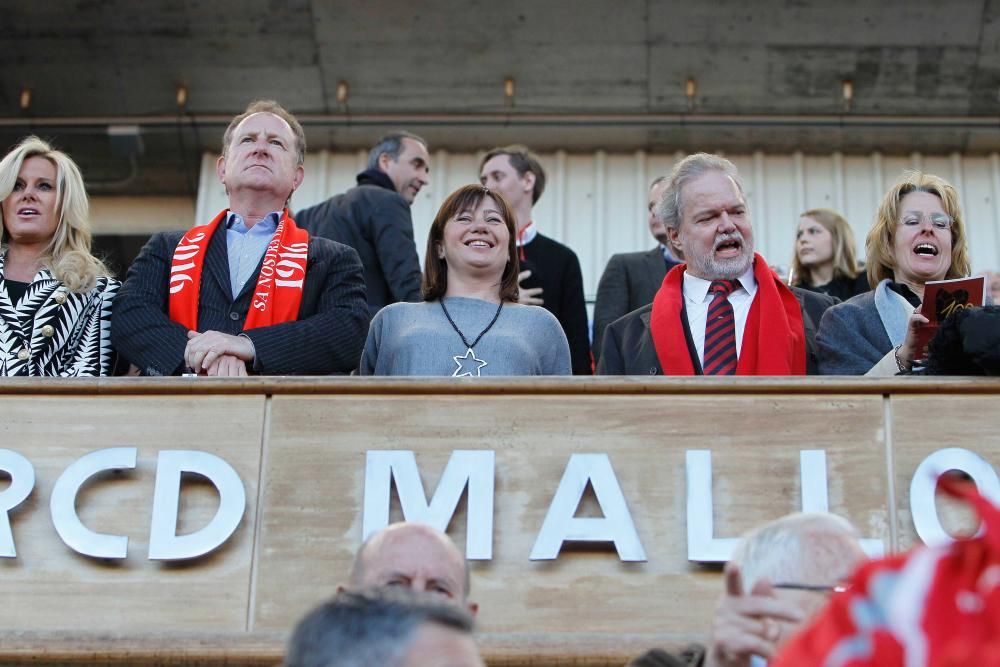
[168,208,309,331]
[649,253,806,375]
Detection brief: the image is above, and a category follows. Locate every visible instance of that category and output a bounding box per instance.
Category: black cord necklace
[439,298,504,377]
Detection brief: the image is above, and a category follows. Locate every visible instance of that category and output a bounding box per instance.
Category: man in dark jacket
[112,100,368,376]
[479,145,592,375]
[592,176,683,363]
[597,153,836,376]
[295,132,429,317]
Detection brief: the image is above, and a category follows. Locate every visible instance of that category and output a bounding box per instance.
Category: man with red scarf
[112,100,368,376]
[597,153,835,376]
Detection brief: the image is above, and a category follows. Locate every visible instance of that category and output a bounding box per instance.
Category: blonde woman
[0,136,119,375]
[817,171,971,375]
[790,208,869,301]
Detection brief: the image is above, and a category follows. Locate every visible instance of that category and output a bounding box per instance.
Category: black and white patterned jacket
[0,255,120,377]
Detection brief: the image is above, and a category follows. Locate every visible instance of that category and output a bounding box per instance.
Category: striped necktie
[703,279,740,375]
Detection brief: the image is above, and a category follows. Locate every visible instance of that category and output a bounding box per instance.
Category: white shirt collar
[682,264,758,304]
[516,221,538,247]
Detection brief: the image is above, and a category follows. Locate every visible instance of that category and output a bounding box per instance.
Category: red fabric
[649,254,806,375]
[772,479,1000,667]
[168,208,309,331]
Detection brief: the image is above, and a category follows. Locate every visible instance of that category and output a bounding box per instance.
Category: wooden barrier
[1,377,998,666]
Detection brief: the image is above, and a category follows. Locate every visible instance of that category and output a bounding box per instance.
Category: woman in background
[790,208,868,301]
[817,171,971,375]
[360,184,570,376]
[0,136,119,375]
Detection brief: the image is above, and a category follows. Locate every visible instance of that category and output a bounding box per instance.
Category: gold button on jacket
[41,325,54,337]
[16,348,29,361]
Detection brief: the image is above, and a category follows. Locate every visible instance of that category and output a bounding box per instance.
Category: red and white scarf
[649,253,806,375]
[168,208,309,331]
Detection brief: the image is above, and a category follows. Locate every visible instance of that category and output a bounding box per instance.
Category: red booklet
[913,276,987,361]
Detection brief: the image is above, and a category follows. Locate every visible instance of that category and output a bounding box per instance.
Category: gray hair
[730,512,861,593]
[284,589,475,667]
[655,153,746,231]
[367,132,428,171]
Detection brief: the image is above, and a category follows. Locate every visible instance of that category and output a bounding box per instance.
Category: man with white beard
[597,153,836,375]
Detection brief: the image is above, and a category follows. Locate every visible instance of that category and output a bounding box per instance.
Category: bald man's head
[347,523,477,616]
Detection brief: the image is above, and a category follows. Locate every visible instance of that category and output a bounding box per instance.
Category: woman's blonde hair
[865,170,970,289]
[0,136,109,292]
[791,208,860,287]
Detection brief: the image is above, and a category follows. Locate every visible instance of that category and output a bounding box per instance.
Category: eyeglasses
[772,582,850,594]
[899,213,954,230]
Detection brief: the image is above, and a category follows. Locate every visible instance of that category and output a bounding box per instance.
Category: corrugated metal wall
[197,150,1000,301]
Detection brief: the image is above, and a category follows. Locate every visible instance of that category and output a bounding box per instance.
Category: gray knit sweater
[359,297,572,376]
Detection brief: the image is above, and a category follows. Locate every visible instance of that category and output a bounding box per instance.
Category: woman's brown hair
[422,185,519,302]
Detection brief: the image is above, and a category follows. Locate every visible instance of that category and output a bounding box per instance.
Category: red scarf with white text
[649,253,806,375]
[168,208,309,331]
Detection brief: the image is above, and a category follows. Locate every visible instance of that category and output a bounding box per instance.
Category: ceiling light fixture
[175,84,188,110]
[336,80,349,106]
[842,79,853,111]
[504,77,515,106]
[19,88,31,111]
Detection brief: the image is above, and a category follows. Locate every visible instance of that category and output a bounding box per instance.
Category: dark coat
[111,220,369,375]
[592,246,681,362]
[596,286,836,375]
[295,169,422,318]
[520,232,592,375]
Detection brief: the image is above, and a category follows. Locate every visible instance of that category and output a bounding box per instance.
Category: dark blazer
[111,220,369,376]
[596,286,836,375]
[295,171,422,318]
[592,247,681,362]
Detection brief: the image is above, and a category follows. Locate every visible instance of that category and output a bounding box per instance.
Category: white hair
[730,512,861,593]
[655,152,746,232]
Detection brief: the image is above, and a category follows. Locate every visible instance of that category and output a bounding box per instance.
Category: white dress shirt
[683,266,758,367]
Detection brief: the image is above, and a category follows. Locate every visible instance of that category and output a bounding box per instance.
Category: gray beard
[687,242,754,280]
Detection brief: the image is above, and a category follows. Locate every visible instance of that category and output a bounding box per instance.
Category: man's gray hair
[655,153,746,231]
[284,588,475,667]
[730,512,860,593]
[367,131,428,170]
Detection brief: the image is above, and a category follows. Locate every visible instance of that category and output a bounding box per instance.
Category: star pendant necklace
[439,299,504,377]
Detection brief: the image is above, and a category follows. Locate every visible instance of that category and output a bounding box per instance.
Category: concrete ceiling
[4,0,1000,195]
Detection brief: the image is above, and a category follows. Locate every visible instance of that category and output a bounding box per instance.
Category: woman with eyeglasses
[359,184,570,376]
[817,171,971,375]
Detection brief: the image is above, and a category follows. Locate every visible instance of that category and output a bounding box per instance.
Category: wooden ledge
[0,375,997,396]
[0,631,671,666]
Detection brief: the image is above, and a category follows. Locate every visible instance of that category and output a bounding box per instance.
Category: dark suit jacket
[111,220,369,375]
[295,174,422,318]
[592,247,681,362]
[596,286,836,375]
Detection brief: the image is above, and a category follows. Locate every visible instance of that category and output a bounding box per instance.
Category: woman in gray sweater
[360,185,571,376]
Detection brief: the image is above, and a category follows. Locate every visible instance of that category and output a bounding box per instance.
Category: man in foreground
[630,512,868,667]
[343,522,478,616]
[284,589,483,667]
